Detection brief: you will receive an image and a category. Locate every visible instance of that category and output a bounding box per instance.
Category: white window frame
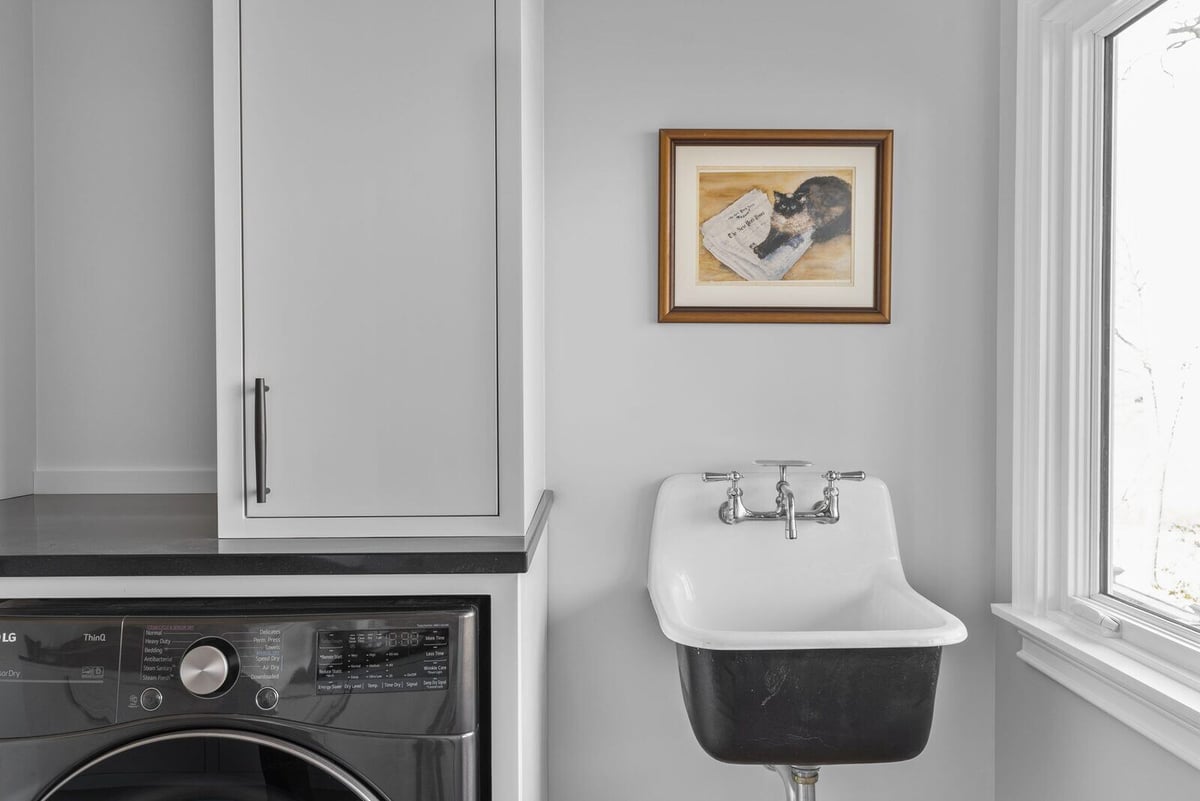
[994,0,1200,770]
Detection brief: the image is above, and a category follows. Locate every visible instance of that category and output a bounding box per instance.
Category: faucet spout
[781,485,798,540]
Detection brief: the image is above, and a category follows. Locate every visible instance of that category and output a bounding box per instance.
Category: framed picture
[658,129,893,323]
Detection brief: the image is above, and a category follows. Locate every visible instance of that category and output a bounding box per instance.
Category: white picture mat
[673,144,878,309]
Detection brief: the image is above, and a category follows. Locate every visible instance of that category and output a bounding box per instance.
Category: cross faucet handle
[823,470,866,482]
[702,472,744,498]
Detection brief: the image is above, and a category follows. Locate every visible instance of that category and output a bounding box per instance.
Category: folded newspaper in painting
[700,189,811,281]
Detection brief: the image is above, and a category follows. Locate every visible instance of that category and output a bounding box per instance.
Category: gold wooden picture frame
[658,129,893,323]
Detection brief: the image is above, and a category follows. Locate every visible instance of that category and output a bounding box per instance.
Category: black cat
[752,176,852,260]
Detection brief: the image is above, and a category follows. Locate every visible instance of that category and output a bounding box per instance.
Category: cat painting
[752,176,852,260]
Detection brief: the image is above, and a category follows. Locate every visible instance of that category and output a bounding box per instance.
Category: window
[996,0,1200,771]
[1105,0,1200,632]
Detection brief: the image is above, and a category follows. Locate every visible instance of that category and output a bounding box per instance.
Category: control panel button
[139,687,163,711]
[255,686,279,711]
[179,639,239,697]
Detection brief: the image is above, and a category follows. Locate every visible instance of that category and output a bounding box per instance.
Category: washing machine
[0,597,484,801]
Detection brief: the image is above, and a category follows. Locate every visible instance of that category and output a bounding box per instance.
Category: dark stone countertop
[0,491,551,577]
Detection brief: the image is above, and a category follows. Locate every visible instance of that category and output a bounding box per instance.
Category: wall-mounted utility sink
[647,467,966,797]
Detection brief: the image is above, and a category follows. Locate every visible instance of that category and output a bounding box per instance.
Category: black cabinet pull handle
[254,378,270,503]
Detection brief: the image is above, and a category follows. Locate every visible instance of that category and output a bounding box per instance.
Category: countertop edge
[0,491,554,578]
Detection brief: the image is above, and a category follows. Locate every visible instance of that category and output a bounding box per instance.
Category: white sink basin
[648,469,967,768]
[648,470,967,651]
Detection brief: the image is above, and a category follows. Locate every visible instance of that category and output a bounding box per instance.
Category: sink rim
[647,471,968,651]
[650,569,967,650]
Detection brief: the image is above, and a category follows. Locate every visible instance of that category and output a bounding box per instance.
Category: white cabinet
[214,0,544,537]
[238,1,497,519]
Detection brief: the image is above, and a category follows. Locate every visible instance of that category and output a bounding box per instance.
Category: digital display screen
[316,627,449,694]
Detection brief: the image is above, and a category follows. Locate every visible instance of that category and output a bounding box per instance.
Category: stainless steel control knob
[179,640,238,697]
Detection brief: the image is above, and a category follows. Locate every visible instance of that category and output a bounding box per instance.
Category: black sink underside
[676,644,943,766]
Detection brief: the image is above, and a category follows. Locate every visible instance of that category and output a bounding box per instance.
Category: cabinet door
[239,0,497,518]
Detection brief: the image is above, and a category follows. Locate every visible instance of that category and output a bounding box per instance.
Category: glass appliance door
[43,730,380,801]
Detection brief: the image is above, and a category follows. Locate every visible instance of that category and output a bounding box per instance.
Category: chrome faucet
[702,460,866,540]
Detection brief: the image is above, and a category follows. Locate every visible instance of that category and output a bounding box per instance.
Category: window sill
[993,603,1200,770]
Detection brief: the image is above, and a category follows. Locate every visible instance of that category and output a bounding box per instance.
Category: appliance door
[41,730,382,801]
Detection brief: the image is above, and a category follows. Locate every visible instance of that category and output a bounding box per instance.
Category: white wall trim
[33,469,216,494]
[1001,0,1200,767]
[211,0,247,536]
[518,0,547,528]
[996,604,1200,771]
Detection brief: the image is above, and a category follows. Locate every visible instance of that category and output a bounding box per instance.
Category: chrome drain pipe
[769,765,820,801]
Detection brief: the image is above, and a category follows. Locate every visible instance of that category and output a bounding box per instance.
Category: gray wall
[544,0,999,798]
[995,626,1200,799]
[33,0,215,485]
[0,0,35,499]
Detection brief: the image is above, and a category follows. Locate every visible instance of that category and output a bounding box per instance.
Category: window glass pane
[1107,0,1200,622]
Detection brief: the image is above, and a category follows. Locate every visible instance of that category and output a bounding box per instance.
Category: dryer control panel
[135,622,284,685]
[0,618,123,738]
[316,626,449,693]
[0,600,480,739]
